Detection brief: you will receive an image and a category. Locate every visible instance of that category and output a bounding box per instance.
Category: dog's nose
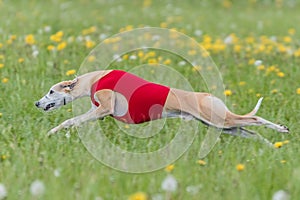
[35,101,40,107]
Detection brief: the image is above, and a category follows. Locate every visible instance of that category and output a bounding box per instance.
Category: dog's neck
[71,70,111,100]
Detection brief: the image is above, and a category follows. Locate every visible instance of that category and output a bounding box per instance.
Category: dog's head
[35,78,78,111]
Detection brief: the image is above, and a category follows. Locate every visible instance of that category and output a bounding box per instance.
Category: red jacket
[91,70,170,124]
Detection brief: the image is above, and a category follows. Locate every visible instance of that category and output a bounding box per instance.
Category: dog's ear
[60,77,78,92]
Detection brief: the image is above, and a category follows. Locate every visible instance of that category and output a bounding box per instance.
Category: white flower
[44,26,51,33]
[224,35,233,44]
[161,174,178,192]
[30,180,45,197]
[129,55,137,60]
[99,33,107,40]
[54,169,61,177]
[0,183,7,200]
[254,60,263,66]
[178,61,186,66]
[272,190,290,200]
[32,50,39,58]
[194,30,202,37]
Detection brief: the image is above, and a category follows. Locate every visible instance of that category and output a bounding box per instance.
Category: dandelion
[257,65,265,71]
[274,142,283,148]
[297,88,300,95]
[197,160,206,166]
[128,192,148,200]
[0,64,3,69]
[50,31,64,43]
[0,43,2,48]
[0,183,7,200]
[57,41,67,51]
[283,36,292,43]
[238,81,246,86]
[161,174,178,192]
[271,89,278,94]
[25,34,35,45]
[277,72,285,78]
[122,54,129,60]
[165,164,175,172]
[129,55,137,60]
[283,140,289,144]
[18,58,24,63]
[85,40,95,49]
[148,58,158,65]
[272,190,290,200]
[280,160,287,164]
[0,113,2,118]
[224,89,232,96]
[53,169,61,177]
[236,164,245,171]
[288,28,295,35]
[32,50,39,58]
[254,60,263,66]
[47,45,55,51]
[88,55,96,62]
[2,78,8,83]
[163,59,171,65]
[30,180,45,197]
[66,69,76,76]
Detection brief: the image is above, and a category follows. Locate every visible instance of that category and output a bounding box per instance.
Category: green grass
[0,0,299,199]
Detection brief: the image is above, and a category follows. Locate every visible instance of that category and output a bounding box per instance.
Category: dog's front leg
[48,89,114,136]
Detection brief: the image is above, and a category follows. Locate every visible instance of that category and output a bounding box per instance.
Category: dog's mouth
[44,103,56,111]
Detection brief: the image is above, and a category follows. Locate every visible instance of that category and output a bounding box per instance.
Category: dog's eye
[49,90,54,95]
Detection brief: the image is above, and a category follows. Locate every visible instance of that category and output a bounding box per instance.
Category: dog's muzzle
[44,103,56,111]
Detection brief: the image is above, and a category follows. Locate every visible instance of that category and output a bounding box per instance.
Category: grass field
[0,0,300,199]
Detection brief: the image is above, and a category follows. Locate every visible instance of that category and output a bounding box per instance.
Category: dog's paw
[47,127,59,137]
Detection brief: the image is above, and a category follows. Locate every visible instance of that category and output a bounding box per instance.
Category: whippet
[35,70,289,137]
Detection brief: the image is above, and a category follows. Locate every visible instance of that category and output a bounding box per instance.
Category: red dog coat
[91,70,170,124]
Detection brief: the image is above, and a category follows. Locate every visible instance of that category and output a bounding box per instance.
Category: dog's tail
[244,97,263,116]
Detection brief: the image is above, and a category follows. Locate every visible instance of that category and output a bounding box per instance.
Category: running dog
[35,70,289,136]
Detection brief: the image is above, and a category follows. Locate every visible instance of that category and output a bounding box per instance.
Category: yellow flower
[128,192,148,200]
[0,43,3,48]
[18,58,24,63]
[256,93,261,98]
[0,112,2,117]
[10,35,17,41]
[87,55,96,62]
[122,54,129,60]
[288,28,295,35]
[280,160,287,164]
[188,49,197,55]
[297,88,300,95]
[257,65,265,71]
[25,34,35,45]
[160,22,168,28]
[277,72,285,78]
[165,164,175,172]
[50,31,64,43]
[222,0,232,8]
[238,81,246,86]
[2,78,9,83]
[271,89,278,94]
[197,160,206,166]
[163,59,171,65]
[57,42,67,51]
[47,45,55,51]
[85,40,95,49]
[274,142,283,148]
[283,36,292,43]
[148,58,158,65]
[138,51,144,58]
[283,140,289,144]
[0,63,4,68]
[236,164,245,171]
[66,69,76,76]
[0,54,4,60]
[224,89,233,96]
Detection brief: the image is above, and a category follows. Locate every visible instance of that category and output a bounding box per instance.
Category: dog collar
[63,97,66,105]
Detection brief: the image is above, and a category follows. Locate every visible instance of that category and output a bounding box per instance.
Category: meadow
[0,0,300,199]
